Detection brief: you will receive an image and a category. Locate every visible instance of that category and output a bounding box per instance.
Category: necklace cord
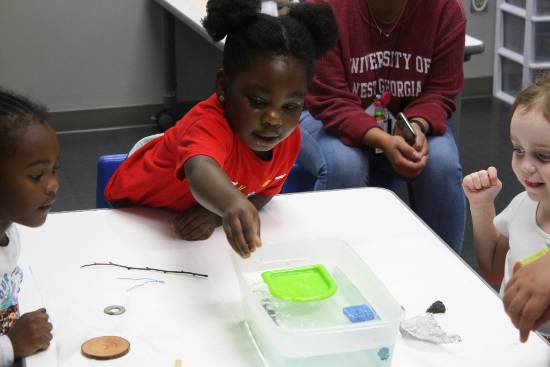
[366,2,407,38]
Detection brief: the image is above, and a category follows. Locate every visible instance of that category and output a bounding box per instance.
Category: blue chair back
[281,162,316,193]
[96,154,128,208]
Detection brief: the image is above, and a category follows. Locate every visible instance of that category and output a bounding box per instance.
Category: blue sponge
[343,304,378,323]
[377,347,390,361]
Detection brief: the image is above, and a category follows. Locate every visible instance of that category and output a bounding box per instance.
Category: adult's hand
[363,127,428,179]
[411,122,429,157]
[503,253,550,342]
[382,135,428,178]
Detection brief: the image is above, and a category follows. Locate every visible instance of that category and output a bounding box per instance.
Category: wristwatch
[410,119,429,135]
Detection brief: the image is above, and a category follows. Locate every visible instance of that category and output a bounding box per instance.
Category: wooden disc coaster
[81,336,130,360]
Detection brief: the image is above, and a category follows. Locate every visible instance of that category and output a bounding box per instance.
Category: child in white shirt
[0,88,59,365]
[463,73,550,342]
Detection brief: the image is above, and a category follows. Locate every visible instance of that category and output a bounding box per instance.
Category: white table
[18,189,549,366]
[465,35,485,61]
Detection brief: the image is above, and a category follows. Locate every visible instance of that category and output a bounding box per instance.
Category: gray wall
[0,0,166,113]
[174,21,222,102]
[463,0,496,79]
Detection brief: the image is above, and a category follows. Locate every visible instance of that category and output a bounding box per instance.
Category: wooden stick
[80,261,208,278]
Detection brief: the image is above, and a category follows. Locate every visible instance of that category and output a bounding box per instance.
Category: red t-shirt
[306,0,466,146]
[105,94,301,211]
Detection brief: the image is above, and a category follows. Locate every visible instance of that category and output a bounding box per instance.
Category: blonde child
[463,73,550,342]
[0,89,58,364]
[105,0,337,258]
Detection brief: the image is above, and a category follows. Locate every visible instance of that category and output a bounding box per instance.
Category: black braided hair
[202,0,338,80]
[0,88,49,159]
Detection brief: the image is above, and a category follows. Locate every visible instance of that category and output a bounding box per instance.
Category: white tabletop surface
[18,188,549,366]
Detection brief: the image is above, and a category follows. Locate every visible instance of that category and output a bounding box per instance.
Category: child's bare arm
[463,167,508,283]
[248,194,272,210]
[184,155,261,257]
[470,198,509,283]
[174,195,272,241]
[7,308,52,359]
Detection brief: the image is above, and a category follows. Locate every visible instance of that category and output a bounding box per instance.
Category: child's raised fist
[8,308,53,359]
[462,166,503,205]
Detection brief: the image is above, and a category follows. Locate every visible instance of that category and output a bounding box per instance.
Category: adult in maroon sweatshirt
[299,0,467,253]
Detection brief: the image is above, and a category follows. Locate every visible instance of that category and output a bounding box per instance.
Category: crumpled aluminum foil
[400,313,462,344]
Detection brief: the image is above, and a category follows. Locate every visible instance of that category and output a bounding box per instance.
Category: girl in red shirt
[105,0,337,258]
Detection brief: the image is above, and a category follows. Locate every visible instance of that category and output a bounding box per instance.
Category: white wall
[463,0,496,79]
[0,0,166,112]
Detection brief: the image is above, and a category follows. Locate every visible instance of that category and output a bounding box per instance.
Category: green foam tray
[261,264,337,303]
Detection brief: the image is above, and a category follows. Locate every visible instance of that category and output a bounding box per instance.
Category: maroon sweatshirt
[306,0,466,146]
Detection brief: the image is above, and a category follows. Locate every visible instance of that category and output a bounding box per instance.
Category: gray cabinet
[494,0,550,103]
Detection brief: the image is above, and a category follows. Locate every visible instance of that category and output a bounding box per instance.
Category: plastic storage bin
[231,238,404,367]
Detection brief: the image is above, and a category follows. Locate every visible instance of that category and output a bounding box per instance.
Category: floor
[51,96,520,279]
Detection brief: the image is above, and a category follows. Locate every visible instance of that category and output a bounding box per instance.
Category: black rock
[426,300,446,314]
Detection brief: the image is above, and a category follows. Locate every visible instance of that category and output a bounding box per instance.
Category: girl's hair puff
[201,0,338,80]
[512,72,550,122]
[0,88,49,159]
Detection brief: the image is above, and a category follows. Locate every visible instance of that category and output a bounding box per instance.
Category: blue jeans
[298,111,466,254]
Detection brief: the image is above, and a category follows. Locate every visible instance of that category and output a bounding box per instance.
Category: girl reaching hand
[105,0,338,258]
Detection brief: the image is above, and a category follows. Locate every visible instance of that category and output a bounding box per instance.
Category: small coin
[81,336,130,360]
